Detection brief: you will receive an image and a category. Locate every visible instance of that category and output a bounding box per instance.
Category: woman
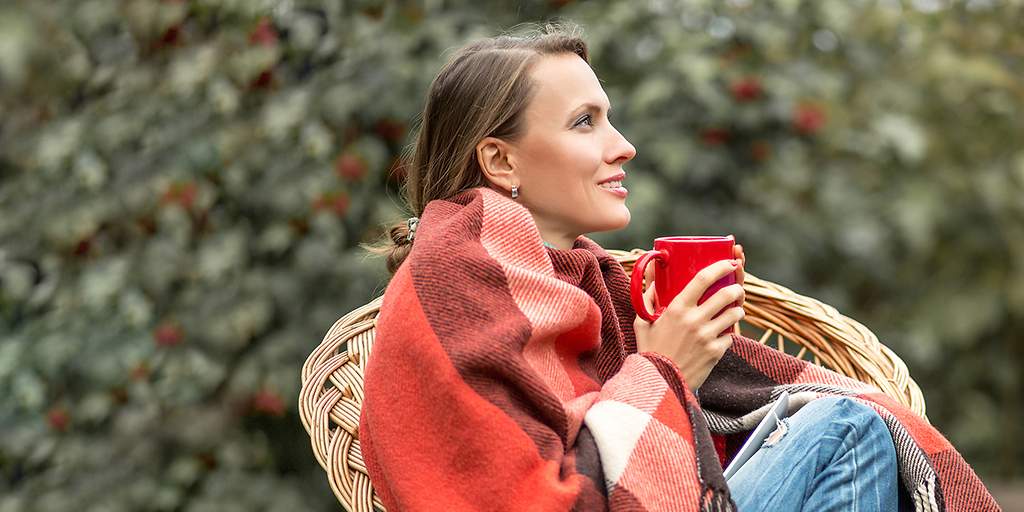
[359,23,997,511]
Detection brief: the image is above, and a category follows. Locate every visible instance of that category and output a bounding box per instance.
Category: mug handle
[630,249,669,323]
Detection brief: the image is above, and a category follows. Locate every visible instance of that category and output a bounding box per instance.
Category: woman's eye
[575,114,594,127]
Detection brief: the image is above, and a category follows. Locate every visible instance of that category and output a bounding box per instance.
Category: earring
[511,185,519,199]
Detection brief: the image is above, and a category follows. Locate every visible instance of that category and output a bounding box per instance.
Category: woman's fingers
[711,333,736,358]
[642,258,657,312]
[673,259,739,309]
[698,284,745,321]
[643,277,657,313]
[734,244,745,287]
[644,257,656,287]
[706,306,746,340]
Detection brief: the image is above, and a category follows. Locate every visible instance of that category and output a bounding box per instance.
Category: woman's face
[504,53,637,245]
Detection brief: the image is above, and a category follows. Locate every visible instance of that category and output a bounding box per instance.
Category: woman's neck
[541,234,578,250]
[528,210,578,250]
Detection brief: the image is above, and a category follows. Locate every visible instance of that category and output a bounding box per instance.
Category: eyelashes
[574,111,613,128]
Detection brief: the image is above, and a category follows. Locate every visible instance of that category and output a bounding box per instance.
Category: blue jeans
[728,397,900,511]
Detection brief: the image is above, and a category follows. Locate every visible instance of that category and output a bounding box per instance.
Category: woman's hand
[734,243,746,289]
[633,253,746,390]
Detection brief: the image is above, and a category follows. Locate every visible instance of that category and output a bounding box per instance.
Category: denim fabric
[728,397,900,511]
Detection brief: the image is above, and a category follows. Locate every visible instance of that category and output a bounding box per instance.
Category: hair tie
[406,217,420,242]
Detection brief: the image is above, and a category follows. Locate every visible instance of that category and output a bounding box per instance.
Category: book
[722,390,791,481]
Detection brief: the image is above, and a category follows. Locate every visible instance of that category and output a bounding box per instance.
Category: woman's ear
[476,136,517,191]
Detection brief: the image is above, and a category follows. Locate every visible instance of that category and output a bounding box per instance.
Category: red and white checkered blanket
[358,186,998,511]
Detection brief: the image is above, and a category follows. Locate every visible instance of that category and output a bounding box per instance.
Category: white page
[723,391,790,481]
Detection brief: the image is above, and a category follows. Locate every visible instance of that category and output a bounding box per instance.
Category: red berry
[73,237,92,257]
[373,119,406,143]
[161,181,197,210]
[157,24,183,48]
[248,18,278,47]
[251,389,285,417]
[331,194,350,217]
[154,323,183,347]
[335,153,367,181]
[47,407,70,432]
[251,69,274,89]
[794,103,827,135]
[731,77,762,102]
[313,192,350,217]
[178,182,197,209]
[700,128,731,146]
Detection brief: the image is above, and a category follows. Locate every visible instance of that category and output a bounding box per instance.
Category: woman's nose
[610,129,637,163]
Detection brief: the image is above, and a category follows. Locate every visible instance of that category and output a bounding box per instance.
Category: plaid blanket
[359,186,998,511]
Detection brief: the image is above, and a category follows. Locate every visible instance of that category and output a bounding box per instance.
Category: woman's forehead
[528,55,609,116]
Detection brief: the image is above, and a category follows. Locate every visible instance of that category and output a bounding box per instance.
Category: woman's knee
[808,397,897,464]
[832,398,888,433]
[796,397,892,444]
[801,396,878,421]
[774,398,901,509]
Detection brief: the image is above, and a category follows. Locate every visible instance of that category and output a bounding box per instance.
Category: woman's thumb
[643,281,657,314]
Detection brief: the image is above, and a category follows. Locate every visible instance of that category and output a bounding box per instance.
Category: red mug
[629,235,740,336]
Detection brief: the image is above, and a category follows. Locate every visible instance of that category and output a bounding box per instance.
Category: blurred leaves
[1,0,1022,509]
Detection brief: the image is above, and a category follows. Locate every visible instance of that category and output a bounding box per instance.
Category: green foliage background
[1,0,1021,510]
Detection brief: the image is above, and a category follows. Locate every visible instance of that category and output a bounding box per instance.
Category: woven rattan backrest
[299,248,926,510]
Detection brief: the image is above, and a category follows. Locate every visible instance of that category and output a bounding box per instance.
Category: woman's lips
[598,182,628,198]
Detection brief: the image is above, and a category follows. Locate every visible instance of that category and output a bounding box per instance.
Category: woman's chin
[593,207,631,232]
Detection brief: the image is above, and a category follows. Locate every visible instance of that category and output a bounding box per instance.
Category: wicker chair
[299,248,927,511]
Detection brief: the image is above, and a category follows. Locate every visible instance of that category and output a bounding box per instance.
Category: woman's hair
[361,21,589,275]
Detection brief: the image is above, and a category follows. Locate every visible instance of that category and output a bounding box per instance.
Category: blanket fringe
[913,477,941,512]
[700,483,737,512]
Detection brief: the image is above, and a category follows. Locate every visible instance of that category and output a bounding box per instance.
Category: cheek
[557,141,603,183]
[577,153,605,191]
[522,134,603,195]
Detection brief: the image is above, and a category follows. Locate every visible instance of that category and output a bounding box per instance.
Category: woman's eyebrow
[569,101,612,118]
